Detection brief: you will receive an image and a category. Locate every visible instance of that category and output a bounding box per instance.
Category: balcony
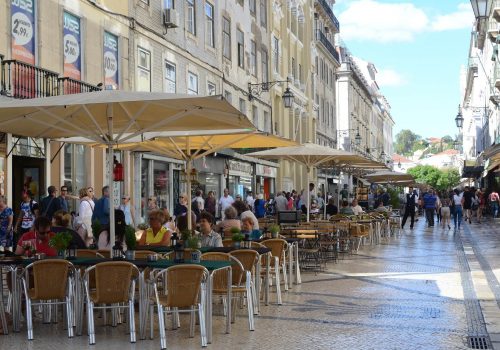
[1,59,58,99]
[494,0,500,21]
[488,18,499,40]
[316,30,340,63]
[315,0,340,32]
[495,64,500,90]
[57,77,101,94]
[0,58,101,99]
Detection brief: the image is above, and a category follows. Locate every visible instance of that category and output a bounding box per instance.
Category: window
[222,17,231,60]
[260,0,267,27]
[187,71,198,95]
[224,90,232,103]
[264,110,271,133]
[164,61,176,93]
[298,64,302,85]
[140,0,149,4]
[237,29,244,68]
[291,57,296,79]
[250,40,257,76]
[205,2,214,47]
[250,0,256,16]
[261,48,269,83]
[252,105,258,128]
[239,98,246,113]
[186,0,196,35]
[164,0,174,8]
[207,81,216,95]
[137,47,151,92]
[273,36,279,74]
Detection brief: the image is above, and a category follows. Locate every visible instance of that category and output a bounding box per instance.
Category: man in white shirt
[193,189,205,211]
[275,191,288,212]
[246,191,255,211]
[351,199,364,215]
[218,188,234,218]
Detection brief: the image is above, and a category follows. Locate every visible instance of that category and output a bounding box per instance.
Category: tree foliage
[408,165,460,191]
[394,129,421,156]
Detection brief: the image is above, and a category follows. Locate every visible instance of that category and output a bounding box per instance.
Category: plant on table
[49,232,73,256]
[230,227,244,242]
[186,234,200,249]
[268,224,280,238]
[124,225,137,251]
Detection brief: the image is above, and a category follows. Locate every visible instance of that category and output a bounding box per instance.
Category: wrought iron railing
[57,77,101,95]
[1,59,59,99]
[316,30,340,63]
[316,0,340,31]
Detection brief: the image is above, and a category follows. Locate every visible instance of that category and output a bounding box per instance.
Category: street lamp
[470,0,491,20]
[453,138,462,151]
[455,104,464,128]
[336,127,362,146]
[248,78,294,108]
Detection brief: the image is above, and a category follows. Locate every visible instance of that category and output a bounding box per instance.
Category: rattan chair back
[262,239,286,264]
[201,252,231,291]
[160,265,208,308]
[30,260,72,300]
[230,250,258,283]
[96,249,111,258]
[93,262,135,304]
[222,238,233,247]
[134,250,157,259]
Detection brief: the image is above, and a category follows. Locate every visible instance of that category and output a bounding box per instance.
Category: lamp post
[455,104,464,128]
[470,0,491,20]
[336,127,362,147]
[248,78,294,108]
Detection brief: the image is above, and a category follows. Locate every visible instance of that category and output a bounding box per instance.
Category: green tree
[408,165,460,191]
[394,129,422,156]
[442,135,453,144]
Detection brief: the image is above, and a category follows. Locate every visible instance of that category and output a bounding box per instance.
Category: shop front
[255,164,276,200]
[191,156,225,199]
[228,159,253,198]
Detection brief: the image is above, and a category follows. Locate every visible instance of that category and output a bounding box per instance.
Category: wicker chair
[261,239,288,305]
[150,265,209,349]
[201,252,255,331]
[222,238,233,247]
[21,260,75,340]
[134,250,158,259]
[96,249,111,258]
[0,267,7,334]
[230,250,259,319]
[83,261,139,345]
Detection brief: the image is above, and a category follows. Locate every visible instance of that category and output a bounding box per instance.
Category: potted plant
[91,219,102,242]
[231,227,244,248]
[186,234,200,249]
[49,232,73,258]
[124,225,137,260]
[268,224,280,239]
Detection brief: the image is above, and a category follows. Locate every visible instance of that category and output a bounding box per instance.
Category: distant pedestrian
[254,193,266,218]
[14,190,39,238]
[462,186,474,224]
[452,189,463,230]
[218,188,234,219]
[489,190,500,218]
[440,194,451,230]
[401,187,417,229]
[275,192,288,212]
[118,194,135,227]
[0,196,13,250]
[40,185,62,220]
[58,185,70,212]
[92,186,110,226]
[423,189,437,227]
[205,191,217,217]
[476,188,485,224]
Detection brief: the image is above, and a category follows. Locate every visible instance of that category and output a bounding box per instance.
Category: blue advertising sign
[11,0,36,64]
[63,11,81,80]
[104,31,119,89]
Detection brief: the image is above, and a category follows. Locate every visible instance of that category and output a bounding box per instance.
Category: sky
[334,0,473,140]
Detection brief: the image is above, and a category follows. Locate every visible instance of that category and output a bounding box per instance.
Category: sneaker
[448,225,451,229]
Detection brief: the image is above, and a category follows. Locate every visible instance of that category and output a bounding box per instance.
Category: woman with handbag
[0,196,13,251]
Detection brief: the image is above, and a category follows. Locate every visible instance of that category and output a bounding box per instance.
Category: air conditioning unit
[163,9,179,29]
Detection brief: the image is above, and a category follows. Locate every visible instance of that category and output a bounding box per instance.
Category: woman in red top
[15,216,56,257]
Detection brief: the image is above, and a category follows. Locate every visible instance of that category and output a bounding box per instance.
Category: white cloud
[377,69,406,87]
[431,3,474,31]
[339,1,473,43]
[338,0,429,43]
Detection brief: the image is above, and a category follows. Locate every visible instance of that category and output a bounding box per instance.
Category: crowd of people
[400,186,500,231]
[3,182,499,256]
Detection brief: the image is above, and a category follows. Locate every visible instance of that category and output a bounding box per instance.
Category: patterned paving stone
[3,215,500,349]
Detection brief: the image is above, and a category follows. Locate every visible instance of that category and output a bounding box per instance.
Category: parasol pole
[187,159,193,230]
[307,166,311,222]
[108,143,115,248]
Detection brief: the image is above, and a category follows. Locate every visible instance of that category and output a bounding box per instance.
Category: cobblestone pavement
[4,215,500,349]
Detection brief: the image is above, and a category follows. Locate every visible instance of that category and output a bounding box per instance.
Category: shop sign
[229,160,253,175]
[256,164,276,178]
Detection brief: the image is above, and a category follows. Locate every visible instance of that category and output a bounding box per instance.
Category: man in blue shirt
[423,189,437,227]
[92,186,110,226]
